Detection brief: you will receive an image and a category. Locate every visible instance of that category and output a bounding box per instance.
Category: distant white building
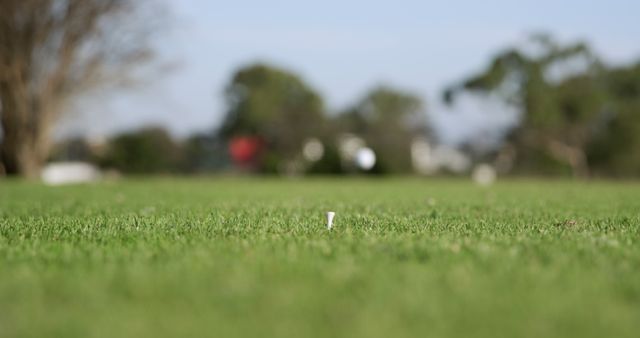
[41,162,101,185]
[411,138,471,175]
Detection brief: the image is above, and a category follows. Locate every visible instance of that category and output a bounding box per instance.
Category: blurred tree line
[24,41,640,177]
[51,129,229,175]
[50,63,428,176]
[1,0,639,180]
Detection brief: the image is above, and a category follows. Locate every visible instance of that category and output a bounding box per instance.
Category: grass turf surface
[1,178,639,338]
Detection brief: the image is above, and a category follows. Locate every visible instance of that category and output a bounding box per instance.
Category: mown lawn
[1,178,639,338]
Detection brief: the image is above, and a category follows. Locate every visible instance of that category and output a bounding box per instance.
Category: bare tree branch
[0,0,160,177]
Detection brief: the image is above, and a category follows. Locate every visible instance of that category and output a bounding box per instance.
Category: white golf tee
[326,211,335,230]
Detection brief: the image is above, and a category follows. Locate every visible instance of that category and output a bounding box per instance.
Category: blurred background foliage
[445,35,640,177]
[1,2,639,178]
[43,47,640,177]
[338,86,428,174]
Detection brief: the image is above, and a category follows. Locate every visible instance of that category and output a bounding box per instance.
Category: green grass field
[1,178,639,338]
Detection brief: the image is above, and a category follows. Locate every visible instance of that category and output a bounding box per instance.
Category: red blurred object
[229,136,263,165]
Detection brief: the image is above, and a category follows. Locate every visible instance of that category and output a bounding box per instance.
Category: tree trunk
[0,83,51,179]
[0,128,46,179]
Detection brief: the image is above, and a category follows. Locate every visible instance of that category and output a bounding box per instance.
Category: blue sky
[59,0,640,143]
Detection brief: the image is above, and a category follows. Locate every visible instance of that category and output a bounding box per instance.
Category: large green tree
[587,62,640,176]
[221,63,327,170]
[339,85,428,173]
[445,34,610,176]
